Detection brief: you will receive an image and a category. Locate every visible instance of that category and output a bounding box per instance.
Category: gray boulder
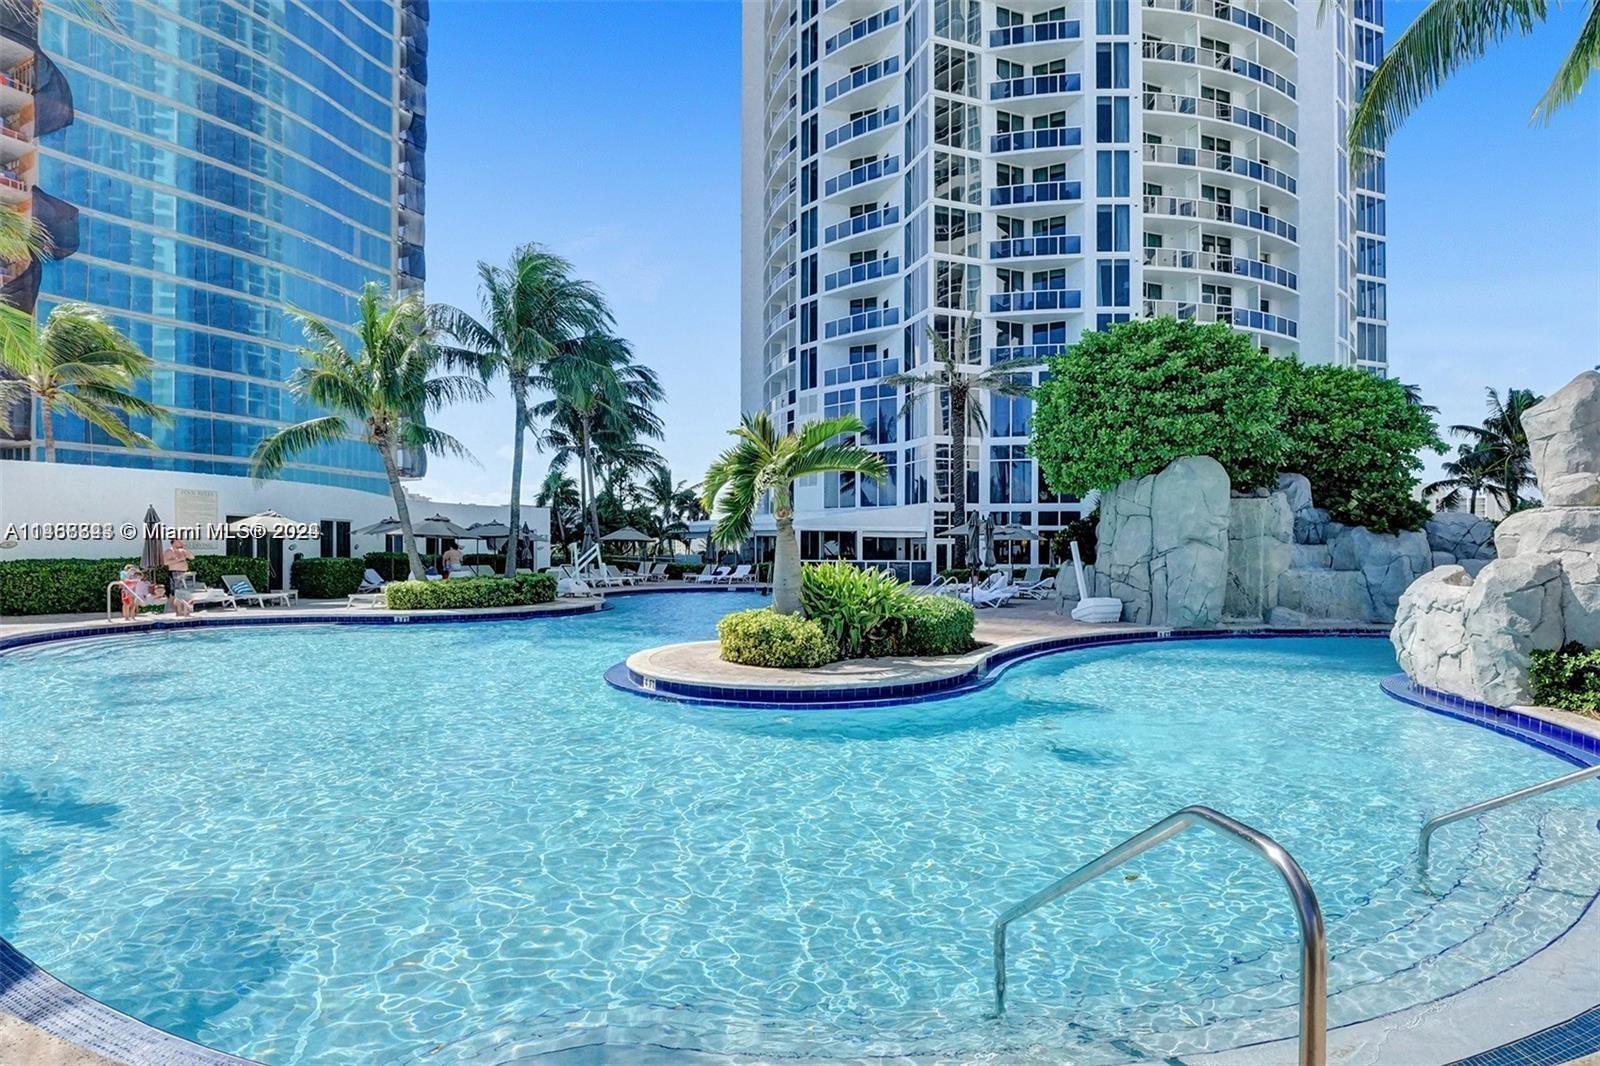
[1461,554,1567,706]
[1425,511,1497,561]
[1276,567,1371,623]
[1095,456,1231,627]
[1523,370,1600,507]
[1276,473,1314,517]
[1226,492,1294,621]
[1392,566,1477,697]
[1329,526,1432,622]
[1432,551,1457,569]
[1291,543,1331,569]
[1496,506,1600,647]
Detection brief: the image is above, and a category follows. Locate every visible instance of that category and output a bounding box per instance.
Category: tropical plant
[1343,0,1600,154]
[535,465,581,548]
[1425,442,1498,515]
[701,412,888,614]
[1032,317,1289,498]
[799,561,910,658]
[1530,642,1600,715]
[0,208,45,263]
[252,283,487,581]
[717,608,837,669]
[1450,387,1543,513]
[0,301,169,460]
[642,464,701,546]
[434,246,609,574]
[534,333,664,550]
[883,316,1042,569]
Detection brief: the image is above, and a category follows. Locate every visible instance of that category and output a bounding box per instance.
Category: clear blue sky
[412,1,1599,505]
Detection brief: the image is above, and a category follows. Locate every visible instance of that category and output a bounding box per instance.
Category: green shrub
[291,556,366,598]
[0,555,268,616]
[800,561,910,658]
[363,551,414,582]
[717,608,836,668]
[383,573,557,611]
[1530,642,1600,715]
[897,595,977,656]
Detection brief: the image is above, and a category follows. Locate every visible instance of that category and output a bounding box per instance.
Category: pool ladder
[992,805,1327,1066]
[1418,762,1600,873]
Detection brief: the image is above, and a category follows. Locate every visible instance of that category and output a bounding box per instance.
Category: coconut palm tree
[0,301,170,460]
[642,464,701,547]
[1449,386,1543,513]
[0,209,45,263]
[534,465,581,551]
[252,284,487,581]
[533,333,664,550]
[882,316,1042,569]
[433,246,609,575]
[1343,0,1600,153]
[701,412,888,615]
[1425,442,1497,515]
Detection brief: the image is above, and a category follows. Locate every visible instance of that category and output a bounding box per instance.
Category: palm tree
[534,465,581,551]
[642,464,700,547]
[883,316,1041,568]
[533,333,664,550]
[1425,442,1497,515]
[1399,381,1439,415]
[0,209,45,263]
[701,412,888,615]
[252,283,487,581]
[1344,0,1600,153]
[433,246,609,575]
[0,301,170,460]
[1449,386,1544,513]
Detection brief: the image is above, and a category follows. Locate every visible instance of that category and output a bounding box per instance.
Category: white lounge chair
[448,568,474,580]
[1068,542,1122,623]
[720,564,752,584]
[222,574,293,608]
[357,568,388,592]
[957,572,1016,608]
[695,566,728,584]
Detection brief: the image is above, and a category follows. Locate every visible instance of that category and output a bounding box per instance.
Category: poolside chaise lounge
[695,566,729,584]
[357,569,388,593]
[222,575,294,608]
[718,564,753,584]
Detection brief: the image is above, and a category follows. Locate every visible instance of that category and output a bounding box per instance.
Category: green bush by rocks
[800,561,909,658]
[1530,642,1600,714]
[897,595,978,657]
[717,608,836,668]
[291,557,366,598]
[383,573,557,611]
[0,555,269,616]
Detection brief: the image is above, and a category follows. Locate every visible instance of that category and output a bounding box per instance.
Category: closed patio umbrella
[139,505,162,571]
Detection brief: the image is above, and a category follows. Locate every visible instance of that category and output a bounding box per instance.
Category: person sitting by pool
[119,565,185,620]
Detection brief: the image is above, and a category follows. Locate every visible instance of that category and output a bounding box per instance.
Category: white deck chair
[720,564,752,584]
[1068,541,1122,623]
[223,574,293,608]
[695,565,727,584]
[357,569,388,592]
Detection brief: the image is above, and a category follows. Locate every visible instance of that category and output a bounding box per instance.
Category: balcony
[989,181,1081,208]
[823,6,898,58]
[1142,40,1296,101]
[824,256,900,292]
[824,105,899,151]
[991,126,1081,154]
[1142,0,1295,55]
[990,290,1082,313]
[824,205,900,245]
[1143,247,1298,291]
[1143,91,1297,147]
[989,72,1081,102]
[1141,300,1298,339]
[992,343,1069,362]
[824,306,900,339]
[1143,195,1298,242]
[1142,143,1296,195]
[989,234,1082,259]
[989,18,1080,48]
[824,155,899,199]
[1230,307,1298,338]
[823,56,899,105]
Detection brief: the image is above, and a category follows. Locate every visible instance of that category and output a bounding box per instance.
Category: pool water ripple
[1,591,1597,1063]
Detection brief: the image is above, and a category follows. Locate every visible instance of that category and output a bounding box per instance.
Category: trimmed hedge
[0,555,269,616]
[363,551,414,582]
[291,556,366,598]
[383,573,557,611]
[717,608,836,668]
[1530,642,1600,715]
[898,595,978,657]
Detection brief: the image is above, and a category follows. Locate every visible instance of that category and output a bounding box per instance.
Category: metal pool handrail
[1418,763,1600,873]
[992,804,1327,1066]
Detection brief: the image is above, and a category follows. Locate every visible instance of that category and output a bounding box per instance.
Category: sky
[411,0,1600,506]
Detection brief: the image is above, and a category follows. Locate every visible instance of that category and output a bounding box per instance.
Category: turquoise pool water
[1,591,1597,1063]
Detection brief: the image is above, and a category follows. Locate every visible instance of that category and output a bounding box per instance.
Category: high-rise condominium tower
[0,0,427,493]
[741,0,1387,578]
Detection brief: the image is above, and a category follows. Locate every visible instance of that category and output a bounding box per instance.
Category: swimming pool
[1,591,1596,1063]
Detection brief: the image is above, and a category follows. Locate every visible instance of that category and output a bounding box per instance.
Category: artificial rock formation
[1094,455,1231,627]
[1392,370,1600,706]
[1226,492,1294,619]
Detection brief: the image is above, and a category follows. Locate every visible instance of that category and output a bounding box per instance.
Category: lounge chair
[357,569,388,592]
[448,568,474,580]
[695,566,728,584]
[959,572,1019,608]
[719,564,752,584]
[222,574,293,608]
[604,564,641,586]
[1068,542,1122,623]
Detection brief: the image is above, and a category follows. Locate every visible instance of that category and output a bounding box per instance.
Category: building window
[1095,43,1128,89]
[319,519,352,558]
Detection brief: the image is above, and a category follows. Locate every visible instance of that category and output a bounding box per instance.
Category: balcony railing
[989,234,1083,259]
[824,306,901,339]
[824,6,898,56]
[1143,91,1297,146]
[824,205,900,244]
[1142,40,1296,100]
[824,155,899,198]
[990,180,1081,207]
[824,56,899,103]
[1143,195,1297,242]
[989,18,1080,47]
[990,289,1083,313]
[1141,300,1298,339]
[824,256,900,292]
[1142,143,1296,195]
[990,72,1082,101]
[1142,0,1295,53]
[992,343,1070,362]
[825,105,899,150]
[991,126,1082,154]
[1143,247,1298,290]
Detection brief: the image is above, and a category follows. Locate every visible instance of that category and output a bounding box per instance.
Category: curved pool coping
[2,616,1599,1064]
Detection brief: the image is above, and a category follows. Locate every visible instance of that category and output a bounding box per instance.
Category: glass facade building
[1,0,427,493]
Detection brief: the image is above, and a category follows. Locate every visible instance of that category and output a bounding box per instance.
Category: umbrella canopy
[992,523,1038,540]
[140,505,162,570]
[410,514,467,539]
[466,520,512,538]
[355,516,400,536]
[227,510,311,538]
[600,526,651,543]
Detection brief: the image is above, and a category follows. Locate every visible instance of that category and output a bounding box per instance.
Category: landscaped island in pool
[1,591,1596,1063]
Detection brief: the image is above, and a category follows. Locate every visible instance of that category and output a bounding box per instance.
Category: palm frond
[1535,0,1600,118]
[251,415,349,479]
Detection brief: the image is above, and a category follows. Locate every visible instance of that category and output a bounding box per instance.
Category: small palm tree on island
[883,316,1041,570]
[0,301,170,461]
[701,412,887,615]
[251,284,488,581]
